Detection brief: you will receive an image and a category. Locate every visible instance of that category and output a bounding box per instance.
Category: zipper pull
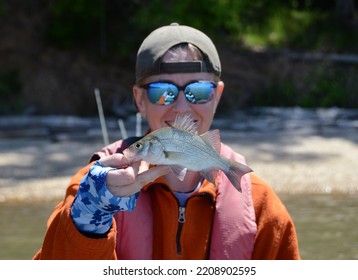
[178,206,186,223]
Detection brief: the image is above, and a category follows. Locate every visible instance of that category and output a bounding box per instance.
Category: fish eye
[134,143,143,149]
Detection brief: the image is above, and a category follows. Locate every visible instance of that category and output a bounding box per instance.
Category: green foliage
[47,0,102,48]
[43,0,358,109]
[0,1,5,15]
[129,0,288,44]
[242,9,320,48]
[303,66,356,107]
[254,79,298,107]
[254,65,358,108]
[127,0,236,44]
[0,69,23,115]
[47,0,358,53]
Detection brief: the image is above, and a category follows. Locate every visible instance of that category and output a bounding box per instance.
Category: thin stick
[94,88,109,146]
[136,112,142,137]
[118,119,128,139]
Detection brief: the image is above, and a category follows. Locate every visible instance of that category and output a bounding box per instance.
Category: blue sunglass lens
[146,83,179,105]
[184,82,216,104]
[144,81,216,105]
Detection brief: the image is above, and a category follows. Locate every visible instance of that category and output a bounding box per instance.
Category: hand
[71,154,170,234]
[99,153,170,197]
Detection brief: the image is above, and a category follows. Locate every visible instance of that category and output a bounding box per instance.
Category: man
[34,23,300,260]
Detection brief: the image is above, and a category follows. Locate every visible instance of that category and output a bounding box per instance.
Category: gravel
[1,130,357,202]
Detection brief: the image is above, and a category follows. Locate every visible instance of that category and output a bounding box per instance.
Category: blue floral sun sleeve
[71,161,140,234]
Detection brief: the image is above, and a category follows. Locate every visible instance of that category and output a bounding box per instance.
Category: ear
[133,85,147,117]
[213,81,224,113]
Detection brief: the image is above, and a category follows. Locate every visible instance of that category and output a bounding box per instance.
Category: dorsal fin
[171,114,198,134]
[200,129,221,153]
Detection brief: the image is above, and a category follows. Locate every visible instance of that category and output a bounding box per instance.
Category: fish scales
[158,128,221,165]
[156,128,225,171]
[123,114,253,192]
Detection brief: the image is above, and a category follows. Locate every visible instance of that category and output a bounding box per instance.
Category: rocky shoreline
[1,107,357,139]
[1,107,357,202]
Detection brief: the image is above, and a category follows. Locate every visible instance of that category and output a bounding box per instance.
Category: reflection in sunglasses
[142,81,217,106]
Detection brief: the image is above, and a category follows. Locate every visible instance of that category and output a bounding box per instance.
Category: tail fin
[224,160,253,192]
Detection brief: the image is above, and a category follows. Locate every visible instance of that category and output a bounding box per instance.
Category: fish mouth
[122,149,133,163]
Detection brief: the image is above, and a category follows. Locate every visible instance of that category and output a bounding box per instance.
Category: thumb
[99,153,130,168]
[137,165,171,186]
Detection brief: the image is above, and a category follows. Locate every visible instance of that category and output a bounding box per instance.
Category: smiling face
[133,45,224,134]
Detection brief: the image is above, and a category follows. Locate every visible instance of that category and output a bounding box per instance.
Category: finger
[137,165,171,186]
[99,153,130,168]
[109,165,171,197]
[138,160,150,174]
[106,161,141,187]
[109,181,142,197]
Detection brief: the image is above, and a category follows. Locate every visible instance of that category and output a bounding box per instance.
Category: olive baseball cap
[135,23,221,83]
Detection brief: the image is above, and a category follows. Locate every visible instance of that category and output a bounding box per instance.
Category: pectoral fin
[170,165,187,181]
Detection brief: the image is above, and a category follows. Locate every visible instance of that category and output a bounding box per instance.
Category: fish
[122,114,253,192]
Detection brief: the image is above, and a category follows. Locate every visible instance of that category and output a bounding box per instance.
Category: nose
[172,90,192,114]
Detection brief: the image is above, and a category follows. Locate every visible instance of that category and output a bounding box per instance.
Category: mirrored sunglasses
[141,81,217,105]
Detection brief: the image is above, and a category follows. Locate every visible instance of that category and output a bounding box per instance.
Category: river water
[1,194,357,260]
[0,107,357,259]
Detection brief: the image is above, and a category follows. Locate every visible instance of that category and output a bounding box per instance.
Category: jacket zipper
[175,193,212,255]
[151,184,214,256]
[176,206,186,255]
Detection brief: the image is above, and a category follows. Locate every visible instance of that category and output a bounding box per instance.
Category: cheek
[206,102,217,114]
[194,103,218,133]
[144,105,169,130]
[196,103,215,118]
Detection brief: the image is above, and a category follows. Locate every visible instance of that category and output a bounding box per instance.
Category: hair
[163,43,204,61]
[162,43,220,82]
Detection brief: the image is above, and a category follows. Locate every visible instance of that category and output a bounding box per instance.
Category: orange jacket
[34,142,300,260]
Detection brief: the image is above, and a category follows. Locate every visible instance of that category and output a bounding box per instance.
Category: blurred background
[1,0,358,115]
[0,0,357,260]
